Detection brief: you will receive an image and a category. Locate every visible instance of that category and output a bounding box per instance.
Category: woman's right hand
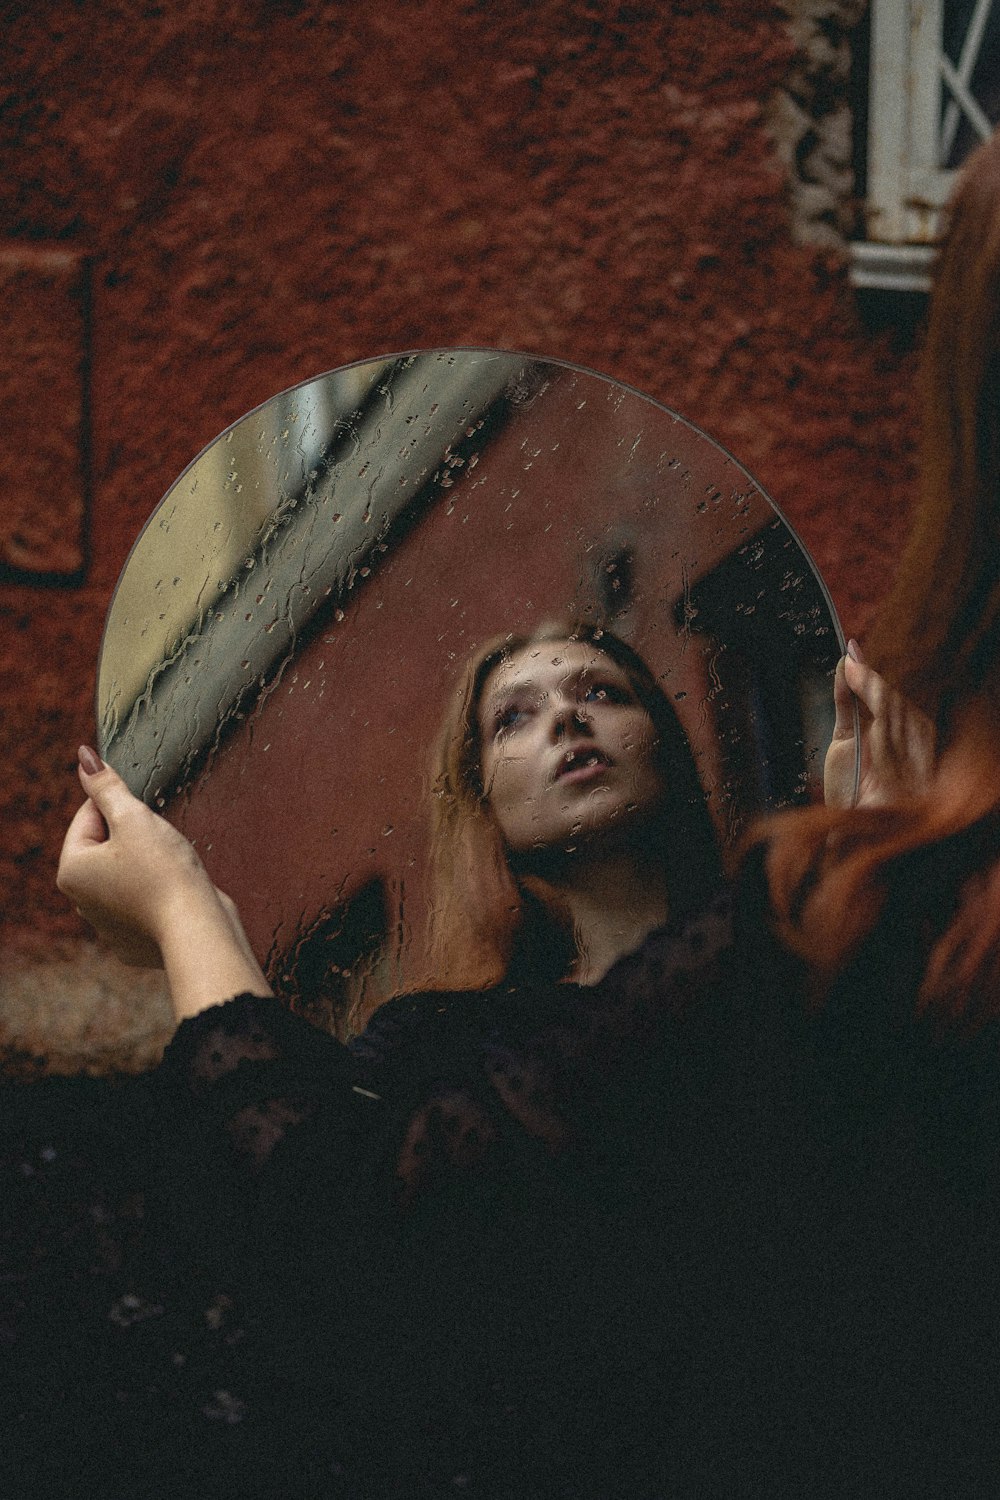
[824,641,937,810]
[58,747,272,1019]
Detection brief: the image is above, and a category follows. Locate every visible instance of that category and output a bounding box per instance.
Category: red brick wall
[0,0,919,954]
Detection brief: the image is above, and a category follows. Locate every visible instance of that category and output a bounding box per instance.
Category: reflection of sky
[98,354,515,795]
[99,359,387,724]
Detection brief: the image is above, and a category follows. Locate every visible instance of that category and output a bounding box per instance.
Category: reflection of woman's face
[477,640,664,855]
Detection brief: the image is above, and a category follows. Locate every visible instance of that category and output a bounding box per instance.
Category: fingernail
[78,745,104,775]
[847,638,861,662]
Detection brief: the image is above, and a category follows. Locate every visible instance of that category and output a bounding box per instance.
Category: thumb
[830,656,855,742]
[842,653,884,723]
[76,745,144,826]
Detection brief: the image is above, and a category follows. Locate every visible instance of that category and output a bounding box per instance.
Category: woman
[57,622,735,1205]
[43,625,736,1499]
[47,127,1000,1492]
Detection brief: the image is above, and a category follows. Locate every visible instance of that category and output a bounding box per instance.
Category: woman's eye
[494,703,529,735]
[583,682,628,705]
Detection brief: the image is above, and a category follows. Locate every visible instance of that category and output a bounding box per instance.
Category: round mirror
[97,349,852,1032]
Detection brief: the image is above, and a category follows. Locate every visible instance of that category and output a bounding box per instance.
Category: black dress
[5,829,1000,1499]
[3,891,751,1500]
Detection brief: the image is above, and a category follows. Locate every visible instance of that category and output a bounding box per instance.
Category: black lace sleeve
[158,992,377,1166]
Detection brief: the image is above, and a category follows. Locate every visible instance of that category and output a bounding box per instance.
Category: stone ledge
[0,939,174,1078]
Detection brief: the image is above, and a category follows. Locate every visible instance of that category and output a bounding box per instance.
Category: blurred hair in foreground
[761,130,1000,1025]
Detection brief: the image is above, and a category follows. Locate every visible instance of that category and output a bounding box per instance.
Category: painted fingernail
[847,639,861,662]
[78,745,104,775]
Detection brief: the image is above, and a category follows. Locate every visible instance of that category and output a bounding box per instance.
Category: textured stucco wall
[0,0,921,1070]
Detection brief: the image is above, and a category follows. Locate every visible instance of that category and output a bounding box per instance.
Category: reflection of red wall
[1,3,918,954]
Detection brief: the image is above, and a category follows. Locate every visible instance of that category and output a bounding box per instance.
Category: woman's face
[477,639,664,855]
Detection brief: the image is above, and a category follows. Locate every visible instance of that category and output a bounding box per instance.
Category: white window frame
[852,0,997,292]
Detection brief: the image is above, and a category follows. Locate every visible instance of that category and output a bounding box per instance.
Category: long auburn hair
[424,621,723,991]
[759,131,1000,1027]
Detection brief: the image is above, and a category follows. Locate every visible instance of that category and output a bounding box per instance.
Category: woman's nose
[550,696,592,739]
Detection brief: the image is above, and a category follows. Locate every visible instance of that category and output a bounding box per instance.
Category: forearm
[158,881,272,1024]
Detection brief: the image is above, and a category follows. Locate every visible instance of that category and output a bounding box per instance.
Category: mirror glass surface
[97,349,852,1032]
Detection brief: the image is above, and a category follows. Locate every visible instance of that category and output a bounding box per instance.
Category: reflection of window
[269,878,389,1040]
[673,519,837,845]
[853,0,1000,292]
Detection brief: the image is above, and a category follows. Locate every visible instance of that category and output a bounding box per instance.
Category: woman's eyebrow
[486,674,541,709]
[487,661,620,707]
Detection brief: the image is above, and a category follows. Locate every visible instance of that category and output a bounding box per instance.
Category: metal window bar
[941,0,995,158]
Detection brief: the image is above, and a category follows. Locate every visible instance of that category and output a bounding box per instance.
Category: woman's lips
[554,747,612,783]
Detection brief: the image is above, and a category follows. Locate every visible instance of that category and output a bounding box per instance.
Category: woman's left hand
[824,641,937,810]
[58,750,214,967]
